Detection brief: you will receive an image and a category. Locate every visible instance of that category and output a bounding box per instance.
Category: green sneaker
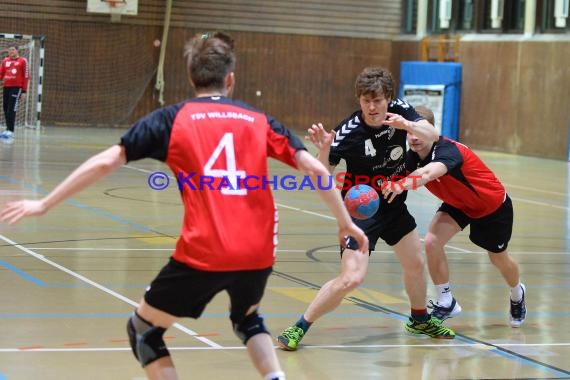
[277,325,305,351]
[405,315,456,339]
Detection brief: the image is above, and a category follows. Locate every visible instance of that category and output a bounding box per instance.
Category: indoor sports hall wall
[393,38,570,160]
[0,0,568,159]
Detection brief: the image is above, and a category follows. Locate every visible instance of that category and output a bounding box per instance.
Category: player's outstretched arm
[384,114,438,143]
[0,145,127,225]
[382,162,448,203]
[295,149,369,253]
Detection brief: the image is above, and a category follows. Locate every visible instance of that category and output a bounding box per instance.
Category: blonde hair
[414,105,435,126]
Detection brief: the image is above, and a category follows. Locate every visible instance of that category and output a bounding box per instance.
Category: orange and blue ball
[344,184,380,220]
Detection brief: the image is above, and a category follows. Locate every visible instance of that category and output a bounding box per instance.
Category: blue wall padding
[399,61,462,140]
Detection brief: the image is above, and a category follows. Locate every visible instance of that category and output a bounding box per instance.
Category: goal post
[0,33,45,130]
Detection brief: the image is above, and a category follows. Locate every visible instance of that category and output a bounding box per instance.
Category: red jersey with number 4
[406,137,505,218]
[0,56,29,90]
[120,96,305,271]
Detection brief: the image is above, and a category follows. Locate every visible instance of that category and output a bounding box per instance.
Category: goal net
[0,34,45,129]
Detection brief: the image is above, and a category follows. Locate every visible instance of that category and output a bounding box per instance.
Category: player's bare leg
[424,212,461,286]
[423,212,462,320]
[304,248,369,322]
[392,229,426,310]
[396,229,456,338]
[488,250,520,288]
[277,249,369,350]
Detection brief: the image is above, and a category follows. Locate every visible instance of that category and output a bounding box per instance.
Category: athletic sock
[295,315,312,333]
[411,308,430,322]
[436,282,453,307]
[510,282,523,302]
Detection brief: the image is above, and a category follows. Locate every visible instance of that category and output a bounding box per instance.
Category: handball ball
[344,184,380,220]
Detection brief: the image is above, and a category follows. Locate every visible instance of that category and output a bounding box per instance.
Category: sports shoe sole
[405,325,456,339]
[276,336,298,351]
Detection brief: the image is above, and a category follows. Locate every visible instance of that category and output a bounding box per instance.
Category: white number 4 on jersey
[364,138,377,157]
[203,133,247,195]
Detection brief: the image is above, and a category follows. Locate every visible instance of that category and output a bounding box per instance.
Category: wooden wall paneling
[517,42,569,159]
[459,42,520,153]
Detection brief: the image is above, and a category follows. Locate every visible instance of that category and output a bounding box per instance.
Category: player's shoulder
[333,110,363,131]
[440,136,472,151]
[331,111,364,147]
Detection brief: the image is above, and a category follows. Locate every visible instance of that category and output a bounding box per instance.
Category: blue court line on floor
[488,346,569,378]
[63,199,154,233]
[0,259,46,286]
[0,373,6,380]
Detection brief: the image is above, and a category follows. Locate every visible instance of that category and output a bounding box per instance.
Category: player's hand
[338,222,369,254]
[383,112,409,130]
[306,123,335,151]
[381,181,404,203]
[0,200,47,224]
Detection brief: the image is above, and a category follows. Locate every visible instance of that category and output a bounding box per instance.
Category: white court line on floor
[0,234,222,349]
[1,341,569,353]
[504,183,568,197]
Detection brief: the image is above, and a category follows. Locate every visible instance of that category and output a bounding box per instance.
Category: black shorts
[345,204,417,252]
[438,194,513,253]
[144,257,272,321]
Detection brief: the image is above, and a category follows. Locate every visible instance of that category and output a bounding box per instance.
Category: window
[401,0,570,35]
[538,0,570,32]
[403,0,417,34]
[474,0,525,32]
[456,0,475,31]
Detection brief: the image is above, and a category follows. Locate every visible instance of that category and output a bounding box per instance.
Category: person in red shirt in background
[0,45,28,144]
[382,105,526,328]
[0,31,368,380]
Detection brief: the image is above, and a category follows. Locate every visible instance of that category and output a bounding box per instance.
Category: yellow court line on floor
[271,288,405,305]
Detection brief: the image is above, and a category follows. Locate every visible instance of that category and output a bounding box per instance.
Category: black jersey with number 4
[329,98,423,212]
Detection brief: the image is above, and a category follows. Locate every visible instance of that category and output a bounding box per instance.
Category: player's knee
[232,311,269,345]
[488,250,510,265]
[126,312,170,367]
[339,273,364,292]
[423,233,442,254]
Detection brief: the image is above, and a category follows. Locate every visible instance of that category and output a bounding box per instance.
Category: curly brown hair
[354,67,395,101]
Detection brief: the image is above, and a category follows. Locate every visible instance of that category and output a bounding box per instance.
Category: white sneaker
[428,298,462,320]
[0,131,14,144]
[509,283,526,328]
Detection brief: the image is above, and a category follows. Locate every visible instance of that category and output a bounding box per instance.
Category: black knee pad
[126,312,170,367]
[232,311,269,344]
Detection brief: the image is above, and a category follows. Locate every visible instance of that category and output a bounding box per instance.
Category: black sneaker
[428,298,462,320]
[510,283,526,328]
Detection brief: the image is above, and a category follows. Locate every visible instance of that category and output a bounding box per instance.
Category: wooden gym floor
[0,127,569,380]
